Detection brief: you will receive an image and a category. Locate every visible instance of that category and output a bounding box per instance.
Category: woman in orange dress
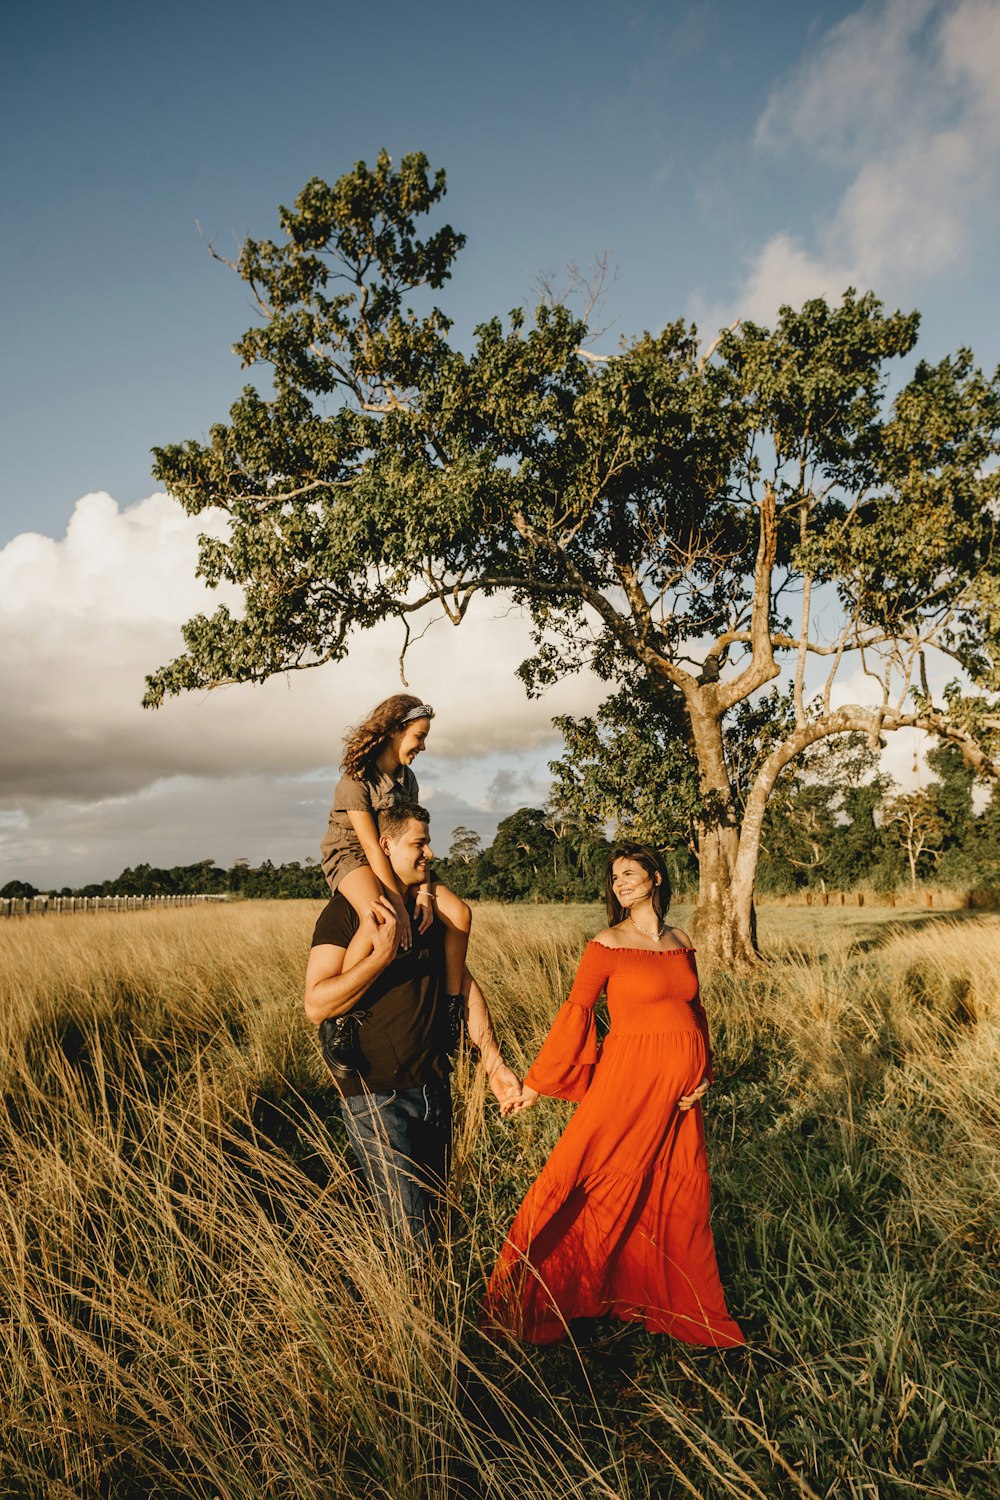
[485,845,744,1347]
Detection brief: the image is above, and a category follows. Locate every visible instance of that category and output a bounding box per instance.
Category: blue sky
[1,0,861,532]
[2,0,998,886]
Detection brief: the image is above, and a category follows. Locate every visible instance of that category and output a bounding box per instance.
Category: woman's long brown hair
[604,844,671,926]
[341,694,428,779]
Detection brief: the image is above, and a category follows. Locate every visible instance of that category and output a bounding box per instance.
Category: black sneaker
[319,1010,366,1078]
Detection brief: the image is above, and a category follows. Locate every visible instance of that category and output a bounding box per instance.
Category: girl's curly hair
[341,694,431,779]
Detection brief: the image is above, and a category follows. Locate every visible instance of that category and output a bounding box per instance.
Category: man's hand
[366,896,401,968]
[488,1062,527,1118]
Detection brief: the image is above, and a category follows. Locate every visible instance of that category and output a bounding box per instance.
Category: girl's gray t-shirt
[319,764,419,893]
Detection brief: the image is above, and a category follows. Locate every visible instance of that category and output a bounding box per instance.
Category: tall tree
[478,808,554,901]
[757,736,891,894]
[924,743,976,844]
[885,791,947,889]
[146,152,1000,968]
[448,826,482,864]
[549,678,701,854]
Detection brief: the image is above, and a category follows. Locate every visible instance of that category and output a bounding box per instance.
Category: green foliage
[461,808,610,903]
[71,857,326,900]
[21,819,606,906]
[144,155,999,956]
[447,825,481,864]
[147,159,1000,730]
[757,735,895,894]
[550,678,699,849]
[550,679,796,853]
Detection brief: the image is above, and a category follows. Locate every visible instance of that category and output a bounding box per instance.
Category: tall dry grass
[0,901,997,1497]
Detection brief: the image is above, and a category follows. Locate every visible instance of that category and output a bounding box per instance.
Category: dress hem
[483,1306,746,1349]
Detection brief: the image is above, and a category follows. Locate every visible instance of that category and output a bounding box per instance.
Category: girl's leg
[337,864,385,919]
[433,883,472,995]
[339,863,412,950]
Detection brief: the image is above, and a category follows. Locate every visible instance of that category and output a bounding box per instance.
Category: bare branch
[232,477,354,508]
[196,221,242,275]
[697,319,740,376]
[397,616,411,686]
[536,251,620,341]
[716,481,780,710]
[508,510,697,692]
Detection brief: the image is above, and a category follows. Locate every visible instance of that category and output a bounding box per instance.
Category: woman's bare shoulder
[670,926,694,950]
[589,924,626,950]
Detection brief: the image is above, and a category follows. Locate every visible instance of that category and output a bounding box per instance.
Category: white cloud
[822,662,931,790]
[0,491,607,884]
[0,767,526,889]
[707,0,1000,327]
[754,0,940,165]
[0,490,954,887]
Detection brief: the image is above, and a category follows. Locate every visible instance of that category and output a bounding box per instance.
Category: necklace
[629,911,666,941]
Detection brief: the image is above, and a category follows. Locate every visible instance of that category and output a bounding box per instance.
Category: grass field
[0,901,997,1498]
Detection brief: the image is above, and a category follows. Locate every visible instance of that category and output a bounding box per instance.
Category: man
[304,801,522,1250]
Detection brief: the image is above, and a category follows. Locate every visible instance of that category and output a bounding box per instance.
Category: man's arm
[462,967,523,1116]
[304,898,399,1026]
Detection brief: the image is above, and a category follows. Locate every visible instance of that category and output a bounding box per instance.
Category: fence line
[789,890,941,909]
[0,894,229,918]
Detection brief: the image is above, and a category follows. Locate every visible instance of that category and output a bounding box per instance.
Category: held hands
[678,1075,710,1112]
[487,1060,529,1118]
[503,1083,539,1119]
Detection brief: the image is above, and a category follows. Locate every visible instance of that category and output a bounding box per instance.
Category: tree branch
[715,481,780,710]
[697,319,740,375]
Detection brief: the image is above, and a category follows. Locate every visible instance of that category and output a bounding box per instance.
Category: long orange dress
[485,940,744,1346]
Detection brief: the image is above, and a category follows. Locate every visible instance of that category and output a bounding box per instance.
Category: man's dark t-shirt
[311,895,450,1098]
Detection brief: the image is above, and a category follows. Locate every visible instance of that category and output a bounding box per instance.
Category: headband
[400,703,435,725]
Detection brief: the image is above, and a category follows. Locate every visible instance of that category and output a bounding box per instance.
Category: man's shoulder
[311,893,360,949]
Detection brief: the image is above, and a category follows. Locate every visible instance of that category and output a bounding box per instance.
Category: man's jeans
[339,1082,452,1253]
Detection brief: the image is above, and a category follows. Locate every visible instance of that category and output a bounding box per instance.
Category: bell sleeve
[687,955,715,1085]
[524,941,611,1102]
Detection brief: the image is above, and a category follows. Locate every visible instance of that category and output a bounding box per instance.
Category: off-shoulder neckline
[588,939,695,956]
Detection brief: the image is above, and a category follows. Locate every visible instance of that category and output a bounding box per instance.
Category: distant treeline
[2,858,325,903]
[4,743,997,905]
[1,809,613,905]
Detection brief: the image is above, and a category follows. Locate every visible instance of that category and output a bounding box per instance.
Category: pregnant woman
[485,844,744,1347]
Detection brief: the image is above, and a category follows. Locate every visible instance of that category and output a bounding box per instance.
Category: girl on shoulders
[320,693,471,995]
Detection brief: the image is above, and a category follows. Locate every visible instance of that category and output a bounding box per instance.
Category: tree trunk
[685,699,762,973]
[692,819,760,971]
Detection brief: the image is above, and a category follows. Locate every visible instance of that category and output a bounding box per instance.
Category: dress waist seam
[606,1024,703,1037]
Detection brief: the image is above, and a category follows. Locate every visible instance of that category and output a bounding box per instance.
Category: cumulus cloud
[0,491,609,883]
[708,0,1000,325]
[0,766,518,890]
[1,490,944,886]
[0,491,607,806]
